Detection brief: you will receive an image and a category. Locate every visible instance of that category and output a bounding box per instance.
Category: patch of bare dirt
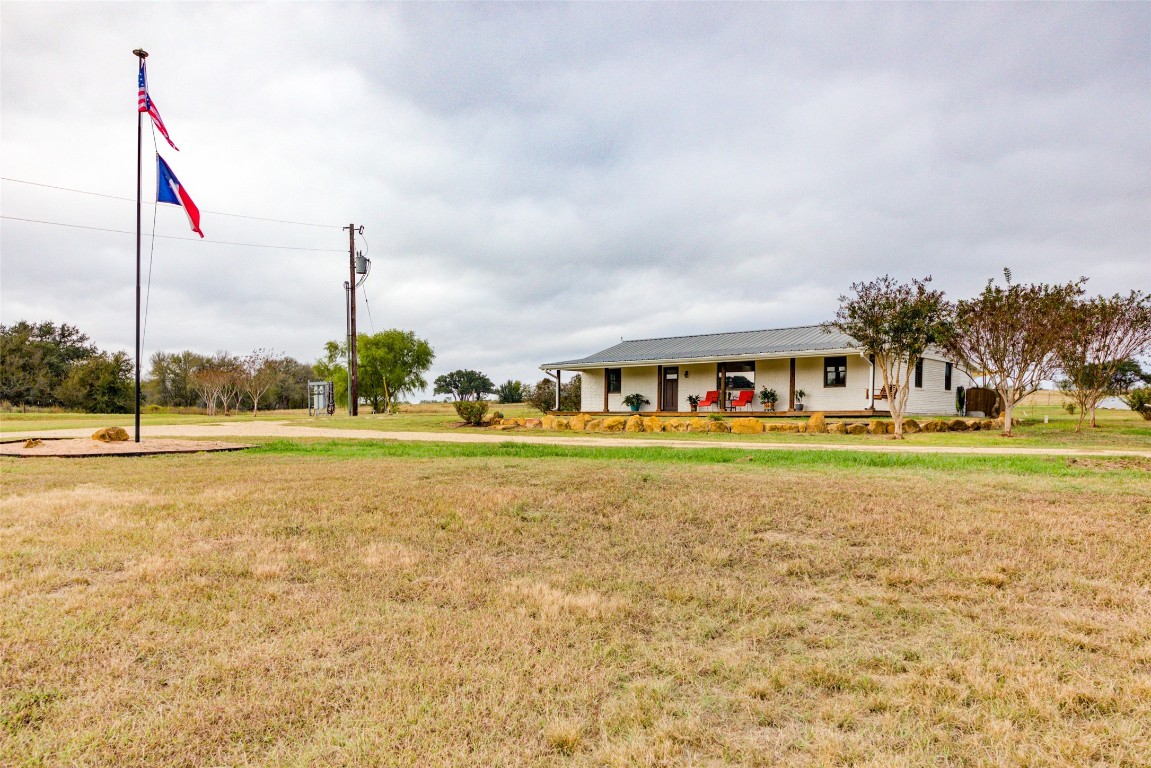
[0,438,252,458]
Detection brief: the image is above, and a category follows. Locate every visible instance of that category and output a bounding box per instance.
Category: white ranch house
[541,325,975,416]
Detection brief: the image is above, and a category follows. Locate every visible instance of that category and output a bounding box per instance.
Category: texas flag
[156,154,203,238]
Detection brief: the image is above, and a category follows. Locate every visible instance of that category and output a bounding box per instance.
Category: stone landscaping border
[489,412,1017,435]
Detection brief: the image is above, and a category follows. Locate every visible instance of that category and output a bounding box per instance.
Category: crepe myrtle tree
[1055,291,1151,431]
[946,269,1086,436]
[824,275,953,439]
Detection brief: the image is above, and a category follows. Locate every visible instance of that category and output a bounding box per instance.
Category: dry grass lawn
[2,447,1149,766]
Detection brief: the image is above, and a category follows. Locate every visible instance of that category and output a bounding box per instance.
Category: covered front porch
[564,356,884,415]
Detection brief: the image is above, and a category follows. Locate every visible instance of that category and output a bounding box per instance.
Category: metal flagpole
[133,48,148,442]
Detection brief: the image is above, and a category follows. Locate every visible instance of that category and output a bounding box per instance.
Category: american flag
[138,60,179,151]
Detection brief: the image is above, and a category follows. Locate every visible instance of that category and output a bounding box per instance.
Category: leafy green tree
[496,380,526,404]
[312,341,349,408]
[55,352,133,413]
[1110,359,1151,394]
[0,320,97,408]
[356,330,435,413]
[146,350,209,407]
[434,369,495,401]
[525,374,582,414]
[947,269,1085,436]
[824,275,953,438]
[268,357,314,409]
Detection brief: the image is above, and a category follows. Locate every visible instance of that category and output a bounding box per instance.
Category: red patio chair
[698,390,719,410]
[729,390,754,411]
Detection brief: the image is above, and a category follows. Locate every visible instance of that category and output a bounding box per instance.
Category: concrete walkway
[4,422,1150,459]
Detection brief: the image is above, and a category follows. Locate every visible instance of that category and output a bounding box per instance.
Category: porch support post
[545,369,562,411]
[657,365,663,411]
[868,354,876,410]
[718,362,727,413]
[603,369,609,412]
[789,358,796,411]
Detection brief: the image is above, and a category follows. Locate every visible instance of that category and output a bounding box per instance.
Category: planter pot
[629,405,640,412]
[761,402,775,412]
[795,404,805,411]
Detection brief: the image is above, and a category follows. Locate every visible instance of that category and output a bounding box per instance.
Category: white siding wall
[755,359,790,409]
[795,354,873,411]
[904,358,976,416]
[676,363,716,411]
[615,366,660,412]
[581,368,605,412]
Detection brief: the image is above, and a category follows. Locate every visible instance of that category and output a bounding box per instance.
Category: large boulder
[92,427,129,442]
[625,415,645,433]
[846,422,868,435]
[553,417,571,431]
[730,418,764,434]
[687,417,710,433]
[901,418,920,434]
[663,419,686,432]
[826,422,845,434]
[981,419,998,431]
[586,418,603,432]
[708,420,730,433]
[602,416,628,432]
[947,419,970,432]
[643,416,664,433]
[868,419,887,435]
[541,415,557,431]
[569,413,591,431]
[807,412,827,434]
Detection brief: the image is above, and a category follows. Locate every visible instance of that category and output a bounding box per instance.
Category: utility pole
[343,223,360,415]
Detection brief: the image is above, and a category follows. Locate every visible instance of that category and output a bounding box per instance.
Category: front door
[662,367,679,412]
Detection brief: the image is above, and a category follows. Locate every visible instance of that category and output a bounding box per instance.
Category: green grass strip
[246,438,1138,477]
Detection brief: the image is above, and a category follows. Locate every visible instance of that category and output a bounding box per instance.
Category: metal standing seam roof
[541,325,862,369]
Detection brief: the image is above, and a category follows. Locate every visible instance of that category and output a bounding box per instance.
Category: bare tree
[1056,291,1151,430]
[239,349,282,416]
[946,269,1085,436]
[824,275,953,438]
[190,367,227,414]
[189,353,242,415]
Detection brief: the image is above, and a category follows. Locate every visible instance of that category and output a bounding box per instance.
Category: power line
[0,176,340,229]
[1,215,344,252]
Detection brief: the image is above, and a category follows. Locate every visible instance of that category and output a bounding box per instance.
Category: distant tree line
[1,320,314,414]
[147,349,313,415]
[1,321,133,413]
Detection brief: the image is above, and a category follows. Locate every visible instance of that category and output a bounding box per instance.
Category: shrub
[1123,387,1151,420]
[708,413,725,422]
[1063,402,1076,415]
[453,399,489,426]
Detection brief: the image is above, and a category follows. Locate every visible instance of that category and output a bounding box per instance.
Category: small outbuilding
[540,325,975,416]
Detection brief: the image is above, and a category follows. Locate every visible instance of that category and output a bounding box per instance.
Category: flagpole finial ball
[133,49,149,59]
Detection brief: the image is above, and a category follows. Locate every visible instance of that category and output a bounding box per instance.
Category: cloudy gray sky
[2,2,1148,395]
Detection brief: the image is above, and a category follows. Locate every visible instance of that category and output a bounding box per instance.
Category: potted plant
[793,389,806,411]
[622,393,650,412]
[686,394,700,412]
[758,387,777,411]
